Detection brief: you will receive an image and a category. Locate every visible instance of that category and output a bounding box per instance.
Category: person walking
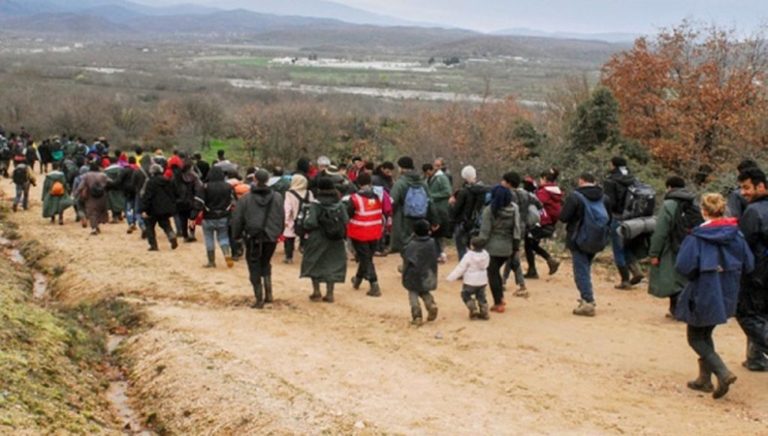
[675,193,754,399]
[194,166,236,268]
[140,164,179,251]
[447,236,490,320]
[283,174,314,264]
[11,161,36,212]
[560,173,611,317]
[41,161,73,225]
[525,168,563,278]
[390,156,435,253]
[74,162,109,235]
[477,185,521,313]
[402,219,439,326]
[450,165,489,260]
[347,172,384,297]
[425,162,452,263]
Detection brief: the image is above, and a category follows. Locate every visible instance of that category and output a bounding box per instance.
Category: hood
[465,250,489,268]
[467,182,489,195]
[540,183,563,199]
[665,188,696,202]
[208,166,226,183]
[401,171,425,185]
[693,218,740,245]
[577,185,605,202]
[609,168,635,187]
[249,186,275,206]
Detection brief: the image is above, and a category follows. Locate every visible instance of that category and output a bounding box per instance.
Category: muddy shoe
[713,372,737,399]
[687,359,714,393]
[367,282,382,297]
[524,271,539,279]
[465,300,479,319]
[614,281,633,290]
[426,304,438,322]
[628,262,645,285]
[170,237,179,250]
[309,281,322,302]
[478,304,490,320]
[572,300,596,317]
[411,317,424,326]
[547,258,561,276]
[351,276,363,290]
[513,287,529,298]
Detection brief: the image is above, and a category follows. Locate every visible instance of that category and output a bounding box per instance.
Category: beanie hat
[413,219,430,237]
[461,165,477,182]
[397,156,414,170]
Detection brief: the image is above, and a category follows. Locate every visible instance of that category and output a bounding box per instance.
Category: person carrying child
[447,236,490,320]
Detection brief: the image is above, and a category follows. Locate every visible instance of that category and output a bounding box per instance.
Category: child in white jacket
[447,237,491,320]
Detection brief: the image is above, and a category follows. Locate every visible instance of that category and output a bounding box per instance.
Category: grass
[201,138,246,165]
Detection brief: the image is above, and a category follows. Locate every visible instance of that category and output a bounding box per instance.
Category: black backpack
[12,165,28,185]
[464,185,491,234]
[289,190,311,239]
[669,198,704,252]
[317,204,347,240]
[621,181,656,219]
[90,181,106,199]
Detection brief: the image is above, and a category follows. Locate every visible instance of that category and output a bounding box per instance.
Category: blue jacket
[674,219,754,326]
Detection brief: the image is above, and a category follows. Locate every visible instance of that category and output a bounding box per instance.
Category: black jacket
[402,235,438,293]
[141,175,178,217]
[560,185,608,250]
[451,182,489,226]
[603,168,635,217]
[231,186,285,242]
[196,160,210,182]
[194,167,235,220]
[739,195,768,310]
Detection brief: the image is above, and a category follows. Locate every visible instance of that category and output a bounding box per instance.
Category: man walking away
[347,173,385,297]
[194,166,236,268]
[141,164,179,251]
[11,161,36,212]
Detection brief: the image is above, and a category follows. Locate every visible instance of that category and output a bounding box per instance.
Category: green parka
[300,190,349,283]
[477,203,521,258]
[648,189,696,298]
[428,170,452,238]
[41,170,73,218]
[389,171,436,253]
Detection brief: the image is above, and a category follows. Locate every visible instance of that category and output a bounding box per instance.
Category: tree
[183,96,225,150]
[602,22,768,177]
[568,87,621,152]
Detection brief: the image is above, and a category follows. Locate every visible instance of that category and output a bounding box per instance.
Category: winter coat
[559,185,609,251]
[537,182,563,226]
[451,182,489,230]
[402,235,438,293]
[477,203,521,258]
[738,195,768,312]
[194,166,235,220]
[648,189,696,298]
[603,167,635,217]
[104,164,126,213]
[726,187,748,219]
[300,191,348,283]
[141,175,178,217]
[390,171,436,253]
[428,170,452,237]
[231,186,285,242]
[675,219,754,326]
[284,176,314,239]
[512,188,543,235]
[446,249,490,287]
[76,171,109,225]
[41,170,74,217]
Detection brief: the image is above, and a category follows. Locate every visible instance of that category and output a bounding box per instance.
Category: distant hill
[492,28,640,44]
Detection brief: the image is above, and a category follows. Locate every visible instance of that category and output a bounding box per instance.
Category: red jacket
[347,192,383,242]
[536,182,564,226]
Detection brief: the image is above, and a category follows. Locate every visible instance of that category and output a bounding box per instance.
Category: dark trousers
[687,325,729,377]
[525,225,554,272]
[246,241,277,288]
[352,240,378,283]
[146,215,175,249]
[175,207,194,239]
[284,237,296,260]
[488,255,508,305]
[461,285,488,305]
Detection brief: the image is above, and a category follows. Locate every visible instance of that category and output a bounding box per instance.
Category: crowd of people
[2,126,768,400]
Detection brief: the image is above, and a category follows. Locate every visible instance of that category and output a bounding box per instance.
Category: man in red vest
[347,172,384,296]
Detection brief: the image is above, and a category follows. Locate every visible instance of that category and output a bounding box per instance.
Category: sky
[136,0,768,34]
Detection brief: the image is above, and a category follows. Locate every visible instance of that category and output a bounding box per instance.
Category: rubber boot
[426,301,438,322]
[351,276,363,290]
[251,280,264,309]
[465,300,480,320]
[323,282,335,303]
[614,266,632,290]
[204,250,216,268]
[687,358,714,393]
[411,305,423,326]
[628,261,645,285]
[167,231,179,250]
[263,275,273,304]
[222,246,234,269]
[478,303,490,320]
[309,280,322,302]
[367,282,382,297]
[709,354,737,399]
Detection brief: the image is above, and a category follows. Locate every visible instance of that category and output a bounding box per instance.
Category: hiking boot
[309,280,322,302]
[426,303,438,322]
[524,270,540,280]
[478,303,490,320]
[628,262,645,285]
[170,237,179,250]
[251,281,264,309]
[322,283,335,303]
[572,300,596,317]
[367,282,382,297]
[713,371,737,400]
[514,286,529,299]
[411,317,424,326]
[742,341,768,371]
[687,358,714,393]
[351,276,363,290]
[204,250,216,268]
[547,258,561,276]
[263,275,273,303]
[615,266,632,290]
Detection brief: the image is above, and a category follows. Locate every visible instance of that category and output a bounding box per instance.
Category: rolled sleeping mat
[619,216,657,241]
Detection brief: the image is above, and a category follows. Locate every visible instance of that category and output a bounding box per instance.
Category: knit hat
[413,219,430,237]
[461,165,477,182]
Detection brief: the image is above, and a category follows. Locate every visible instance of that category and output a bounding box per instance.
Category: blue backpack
[403,184,429,219]
[572,191,610,254]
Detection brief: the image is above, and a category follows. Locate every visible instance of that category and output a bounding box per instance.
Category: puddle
[107,335,152,435]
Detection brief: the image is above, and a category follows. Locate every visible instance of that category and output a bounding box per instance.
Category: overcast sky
[138,0,767,33]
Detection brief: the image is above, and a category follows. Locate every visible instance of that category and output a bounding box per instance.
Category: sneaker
[572,300,596,317]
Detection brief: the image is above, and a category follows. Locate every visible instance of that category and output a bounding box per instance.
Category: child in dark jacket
[402,219,439,325]
[675,193,754,400]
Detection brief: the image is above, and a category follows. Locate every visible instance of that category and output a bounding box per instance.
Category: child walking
[447,237,490,320]
[675,193,754,399]
[402,220,439,326]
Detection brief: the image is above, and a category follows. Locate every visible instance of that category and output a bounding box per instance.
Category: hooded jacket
[738,195,768,311]
[231,186,285,242]
[477,203,521,258]
[141,174,178,217]
[536,182,563,226]
[604,167,635,217]
[451,181,489,228]
[559,185,608,251]
[402,235,439,293]
[648,188,697,298]
[446,249,490,286]
[194,166,235,220]
[675,218,754,326]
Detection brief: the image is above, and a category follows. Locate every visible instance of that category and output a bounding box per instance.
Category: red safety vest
[347,193,383,242]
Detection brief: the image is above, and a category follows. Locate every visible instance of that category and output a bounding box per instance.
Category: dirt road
[4,177,768,435]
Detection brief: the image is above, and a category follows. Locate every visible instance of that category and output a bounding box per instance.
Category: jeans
[146,215,175,249]
[14,183,29,209]
[571,248,596,303]
[503,252,525,286]
[175,208,194,239]
[352,240,379,283]
[461,285,488,305]
[687,325,729,377]
[488,255,508,305]
[408,291,436,319]
[133,197,145,230]
[203,218,230,253]
[454,225,469,260]
[125,197,137,226]
[610,219,631,268]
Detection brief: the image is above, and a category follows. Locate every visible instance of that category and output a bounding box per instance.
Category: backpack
[466,188,492,236]
[669,198,704,253]
[527,203,541,228]
[403,185,429,219]
[50,181,65,197]
[289,190,311,239]
[572,191,611,254]
[12,165,28,185]
[317,204,347,240]
[90,181,105,199]
[621,181,656,219]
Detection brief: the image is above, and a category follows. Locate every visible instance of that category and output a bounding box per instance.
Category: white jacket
[446,250,490,287]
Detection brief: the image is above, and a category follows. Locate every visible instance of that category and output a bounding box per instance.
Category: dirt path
[4,177,768,435]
